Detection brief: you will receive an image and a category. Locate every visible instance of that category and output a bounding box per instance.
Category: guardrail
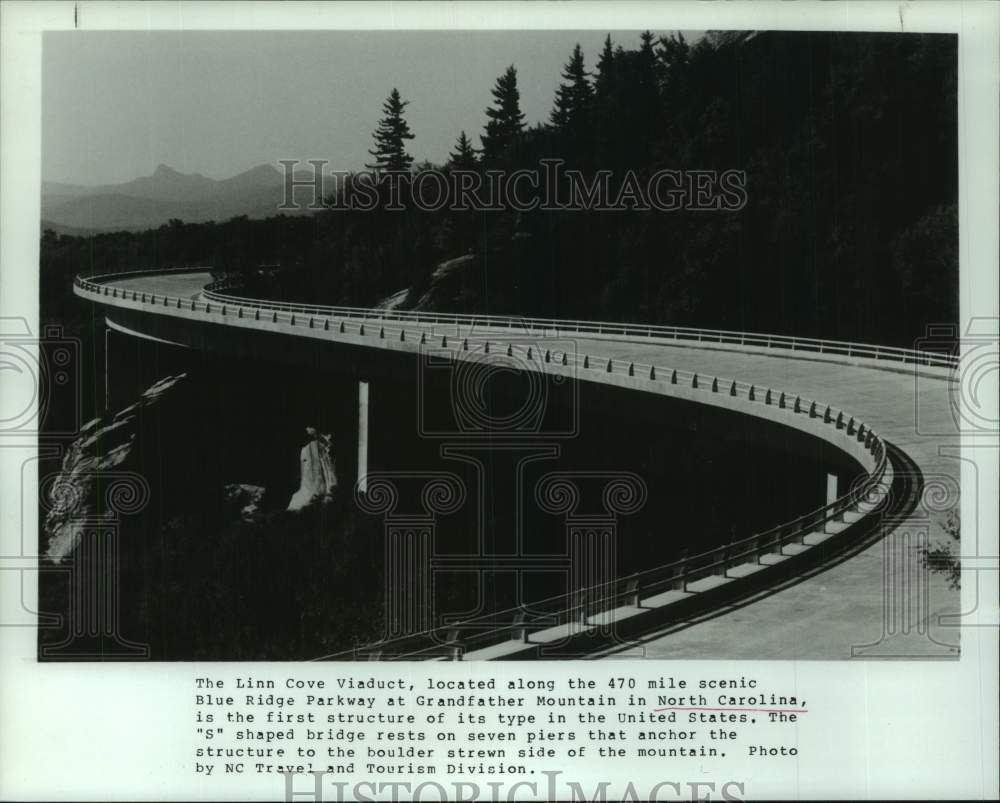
[75,268,894,658]
[345,437,888,661]
[200,274,959,369]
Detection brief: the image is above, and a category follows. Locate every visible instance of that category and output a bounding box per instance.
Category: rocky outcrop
[224,483,267,522]
[287,428,338,511]
[44,374,187,563]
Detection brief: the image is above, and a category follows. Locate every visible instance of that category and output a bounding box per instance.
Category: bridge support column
[824,472,840,533]
[357,380,369,492]
[104,325,111,413]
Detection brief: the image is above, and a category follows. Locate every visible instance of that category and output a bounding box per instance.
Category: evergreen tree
[481,65,525,165]
[550,43,594,139]
[611,31,662,167]
[594,34,616,99]
[448,130,479,170]
[366,88,415,172]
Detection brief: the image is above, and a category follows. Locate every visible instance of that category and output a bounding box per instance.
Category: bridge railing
[75,269,958,368]
[75,269,893,658]
[200,274,958,369]
[340,433,888,661]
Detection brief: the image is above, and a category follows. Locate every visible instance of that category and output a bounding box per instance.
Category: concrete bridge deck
[78,270,964,659]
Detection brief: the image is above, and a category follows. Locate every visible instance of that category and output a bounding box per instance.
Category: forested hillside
[42,30,957,349]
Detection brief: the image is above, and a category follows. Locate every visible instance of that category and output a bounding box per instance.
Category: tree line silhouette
[43,30,957,349]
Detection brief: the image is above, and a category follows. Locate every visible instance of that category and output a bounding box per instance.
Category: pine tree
[481,65,525,165]
[366,88,415,172]
[448,130,479,170]
[550,43,594,132]
[594,34,616,99]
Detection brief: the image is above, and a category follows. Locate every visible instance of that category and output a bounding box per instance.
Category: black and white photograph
[2,1,998,800]
[36,24,966,662]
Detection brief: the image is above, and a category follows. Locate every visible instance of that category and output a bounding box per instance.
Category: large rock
[287,428,338,511]
[224,483,267,522]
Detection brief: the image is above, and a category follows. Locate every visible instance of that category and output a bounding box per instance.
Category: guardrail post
[836,411,844,429]
[749,385,756,401]
[339,321,345,333]
[545,349,551,362]
[527,347,533,360]
[857,423,866,441]
[359,324,365,335]
[606,358,613,373]
[628,363,635,377]
[512,612,529,643]
[507,343,513,357]
[730,381,737,396]
[484,341,490,353]
[752,536,766,564]
[846,416,855,434]
[765,389,772,405]
[323,319,329,331]
[714,544,730,576]
[649,366,656,380]
[561,352,568,366]
[711,377,719,392]
[670,369,677,384]
[625,579,641,607]
[794,396,801,413]
[692,373,699,389]
[379,326,385,339]
[809,401,817,417]
[400,330,406,342]
[583,355,590,368]
[572,590,588,626]
[272,312,278,323]
[778,392,786,408]
[445,629,463,661]
[824,406,832,423]
[238,308,243,318]
[421,332,427,345]
[667,562,685,590]
[440,334,446,347]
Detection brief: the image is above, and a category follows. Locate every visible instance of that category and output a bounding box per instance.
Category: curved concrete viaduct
[74,269,963,660]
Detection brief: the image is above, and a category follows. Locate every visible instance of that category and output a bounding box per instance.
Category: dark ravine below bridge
[74,269,963,660]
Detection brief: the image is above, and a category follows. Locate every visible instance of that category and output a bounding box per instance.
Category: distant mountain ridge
[42,163,317,233]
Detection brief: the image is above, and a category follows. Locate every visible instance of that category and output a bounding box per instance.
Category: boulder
[287,427,337,511]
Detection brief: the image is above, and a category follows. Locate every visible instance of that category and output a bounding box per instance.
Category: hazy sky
[43,30,693,185]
